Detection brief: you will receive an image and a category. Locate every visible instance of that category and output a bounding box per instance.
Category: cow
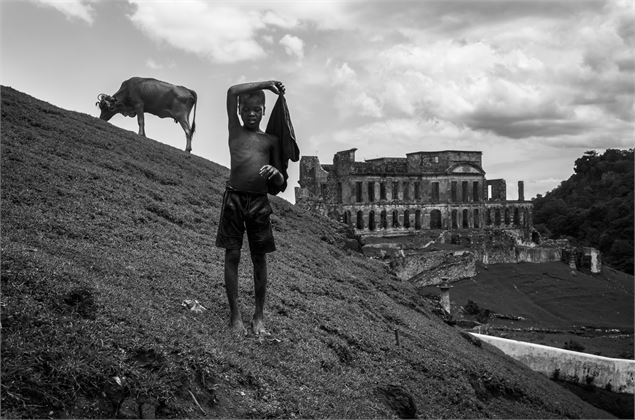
[96,77,197,153]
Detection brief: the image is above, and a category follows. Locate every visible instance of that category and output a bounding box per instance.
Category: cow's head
[95,94,119,121]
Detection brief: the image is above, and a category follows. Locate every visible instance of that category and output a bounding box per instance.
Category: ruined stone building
[295,149,533,236]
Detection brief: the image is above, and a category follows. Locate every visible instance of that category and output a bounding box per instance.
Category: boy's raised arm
[226,86,241,131]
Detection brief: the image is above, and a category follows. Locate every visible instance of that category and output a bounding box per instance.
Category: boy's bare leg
[251,252,268,335]
[224,249,245,334]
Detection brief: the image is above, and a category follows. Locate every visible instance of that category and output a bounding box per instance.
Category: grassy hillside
[425,262,633,359]
[0,86,612,419]
[456,263,633,330]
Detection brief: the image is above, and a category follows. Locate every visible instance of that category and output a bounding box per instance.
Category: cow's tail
[189,89,197,136]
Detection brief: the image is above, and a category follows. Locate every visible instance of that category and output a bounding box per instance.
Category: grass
[0,85,617,419]
[423,261,634,359]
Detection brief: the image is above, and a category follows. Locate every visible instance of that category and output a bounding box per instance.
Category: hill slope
[419,262,633,359]
[0,86,611,419]
[455,262,633,330]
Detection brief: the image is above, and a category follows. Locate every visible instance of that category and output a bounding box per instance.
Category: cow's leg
[136,106,145,137]
[178,118,192,153]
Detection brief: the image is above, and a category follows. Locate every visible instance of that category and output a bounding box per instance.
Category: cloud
[362,40,569,137]
[330,62,382,119]
[30,0,100,24]
[312,0,632,143]
[307,117,490,161]
[279,34,304,59]
[145,58,162,70]
[127,2,269,63]
[144,58,175,71]
[126,1,351,64]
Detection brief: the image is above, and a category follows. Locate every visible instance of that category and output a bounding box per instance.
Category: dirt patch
[377,384,417,419]
[62,287,97,320]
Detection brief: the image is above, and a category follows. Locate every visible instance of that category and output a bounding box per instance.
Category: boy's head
[239,91,266,130]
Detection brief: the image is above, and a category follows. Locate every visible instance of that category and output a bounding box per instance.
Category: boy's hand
[268,81,286,96]
[259,165,283,183]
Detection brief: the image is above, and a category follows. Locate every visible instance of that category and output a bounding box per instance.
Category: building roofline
[336,148,358,154]
[405,150,482,155]
[364,157,407,162]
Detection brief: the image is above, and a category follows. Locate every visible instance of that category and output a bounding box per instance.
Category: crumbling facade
[295,149,533,236]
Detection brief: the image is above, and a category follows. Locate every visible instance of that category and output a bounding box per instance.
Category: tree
[533,149,634,274]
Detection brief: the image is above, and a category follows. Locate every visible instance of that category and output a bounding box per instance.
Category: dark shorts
[215,188,276,253]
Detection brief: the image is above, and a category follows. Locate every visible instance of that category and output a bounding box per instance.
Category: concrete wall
[486,179,506,201]
[562,247,603,273]
[516,245,562,263]
[471,333,635,394]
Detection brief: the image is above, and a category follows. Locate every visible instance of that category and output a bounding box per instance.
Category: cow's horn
[96,93,107,106]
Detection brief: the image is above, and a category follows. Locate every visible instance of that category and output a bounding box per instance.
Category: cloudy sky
[2,0,633,203]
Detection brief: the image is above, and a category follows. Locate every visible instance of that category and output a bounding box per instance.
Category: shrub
[563,340,585,352]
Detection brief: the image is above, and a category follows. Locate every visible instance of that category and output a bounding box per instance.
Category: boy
[216,80,285,336]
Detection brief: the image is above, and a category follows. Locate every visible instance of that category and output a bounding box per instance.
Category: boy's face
[239,97,265,130]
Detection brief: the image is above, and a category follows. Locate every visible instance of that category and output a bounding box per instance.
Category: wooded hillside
[533,149,634,274]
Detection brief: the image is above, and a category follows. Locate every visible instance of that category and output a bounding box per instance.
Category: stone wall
[562,247,603,273]
[375,230,597,284]
[515,245,562,263]
[407,250,477,286]
[388,249,478,283]
[472,333,635,394]
[486,179,506,201]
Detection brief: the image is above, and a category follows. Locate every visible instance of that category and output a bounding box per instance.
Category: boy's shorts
[215,188,276,253]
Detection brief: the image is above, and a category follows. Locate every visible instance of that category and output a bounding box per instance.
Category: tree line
[532,149,634,274]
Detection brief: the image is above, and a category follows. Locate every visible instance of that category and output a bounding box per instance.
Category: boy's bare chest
[229,132,271,154]
[229,132,272,168]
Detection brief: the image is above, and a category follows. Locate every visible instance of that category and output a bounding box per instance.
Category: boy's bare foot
[251,318,269,336]
[230,318,247,336]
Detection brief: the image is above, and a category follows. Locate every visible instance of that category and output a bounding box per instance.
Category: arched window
[343,211,350,226]
[486,209,492,226]
[451,209,458,229]
[321,183,328,199]
[513,208,520,226]
[430,209,442,229]
[473,181,480,202]
[368,210,376,231]
[356,210,364,229]
[415,209,421,230]
[404,210,410,228]
[380,210,387,229]
[462,209,469,228]
[392,210,400,228]
[431,182,439,203]
[473,209,480,228]
[504,208,511,225]
[494,209,501,226]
